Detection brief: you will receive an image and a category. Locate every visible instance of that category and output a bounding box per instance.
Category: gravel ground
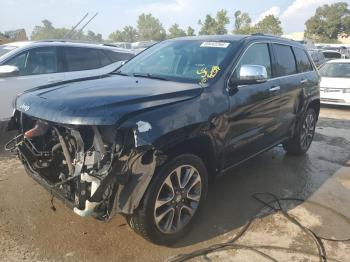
[0,105,349,262]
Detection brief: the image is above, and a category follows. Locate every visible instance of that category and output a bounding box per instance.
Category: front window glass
[234,43,272,79]
[5,52,29,74]
[319,63,350,78]
[0,45,17,57]
[5,47,58,75]
[117,40,236,84]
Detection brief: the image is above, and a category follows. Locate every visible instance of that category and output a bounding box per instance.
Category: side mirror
[229,65,268,86]
[0,65,20,77]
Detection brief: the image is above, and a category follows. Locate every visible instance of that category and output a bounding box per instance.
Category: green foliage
[86,30,103,42]
[31,19,103,42]
[109,26,138,42]
[305,2,350,42]
[216,9,230,34]
[253,15,283,36]
[137,13,166,41]
[167,24,186,39]
[187,26,195,36]
[233,11,282,35]
[233,11,252,34]
[198,9,230,35]
[108,30,124,42]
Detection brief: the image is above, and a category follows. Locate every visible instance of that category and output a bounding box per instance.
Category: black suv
[8,35,320,245]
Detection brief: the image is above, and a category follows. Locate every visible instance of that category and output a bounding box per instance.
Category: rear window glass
[5,47,58,75]
[105,50,134,62]
[273,44,297,77]
[64,47,100,71]
[98,50,112,67]
[322,52,341,59]
[319,63,350,78]
[293,47,313,72]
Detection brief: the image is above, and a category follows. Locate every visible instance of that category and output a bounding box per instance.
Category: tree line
[30,2,350,43]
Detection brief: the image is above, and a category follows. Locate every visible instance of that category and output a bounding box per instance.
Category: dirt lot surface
[0,105,350,262]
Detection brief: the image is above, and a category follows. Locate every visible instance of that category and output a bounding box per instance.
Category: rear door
[223,43,282,167]
[271,44,318,137]
[62,47,133,81]
[63,47,103,80]
[0,46,63,120]
[270,44,302,138]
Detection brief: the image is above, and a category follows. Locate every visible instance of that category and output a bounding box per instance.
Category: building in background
[5,29,28,41]
[0,29,28,44]
[0,33,10,44]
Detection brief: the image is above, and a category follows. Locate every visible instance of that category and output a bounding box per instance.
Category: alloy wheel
[154,165,202,234]
[300,112,316,150]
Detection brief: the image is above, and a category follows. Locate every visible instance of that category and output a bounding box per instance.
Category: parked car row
[6,34,321,245]
[307,49,326,68]
[319,59,350,106]
[0,41,134,121]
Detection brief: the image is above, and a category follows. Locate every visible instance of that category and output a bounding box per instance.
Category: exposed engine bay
[7,112,161,220]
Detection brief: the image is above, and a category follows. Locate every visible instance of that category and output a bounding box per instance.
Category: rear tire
[127,154,208,245]
[283,108,316,155]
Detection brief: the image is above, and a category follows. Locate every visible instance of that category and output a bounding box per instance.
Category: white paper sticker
[200,42,230,48]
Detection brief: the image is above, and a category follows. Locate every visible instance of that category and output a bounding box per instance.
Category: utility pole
[70,12,98,39]
[64,13,89,39]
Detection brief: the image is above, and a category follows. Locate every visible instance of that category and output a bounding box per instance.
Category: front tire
[127,154,208,245]
[283,108,317,155]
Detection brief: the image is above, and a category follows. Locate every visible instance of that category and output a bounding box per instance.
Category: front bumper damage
[7,113,162,219]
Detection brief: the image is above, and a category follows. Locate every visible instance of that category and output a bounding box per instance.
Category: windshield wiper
[112,70,129,76]
[133,73,170,81]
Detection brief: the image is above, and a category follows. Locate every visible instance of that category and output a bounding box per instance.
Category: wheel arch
[160,134,218,183]
[307,98,320,120]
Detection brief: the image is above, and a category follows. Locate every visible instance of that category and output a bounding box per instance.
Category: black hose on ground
[170,192,350,262]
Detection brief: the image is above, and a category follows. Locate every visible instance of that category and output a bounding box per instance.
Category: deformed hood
[15,75,203,125]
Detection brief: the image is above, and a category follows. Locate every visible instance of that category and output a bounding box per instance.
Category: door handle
[269,86,281,92]
[47,78,62,83]
[300,79,308,84]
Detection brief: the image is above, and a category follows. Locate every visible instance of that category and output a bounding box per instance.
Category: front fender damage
[11,113,166,220]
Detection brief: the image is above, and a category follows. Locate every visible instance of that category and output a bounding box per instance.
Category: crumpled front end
[7,111,161,220]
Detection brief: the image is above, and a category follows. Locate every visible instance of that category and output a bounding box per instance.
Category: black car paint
[10,35,320,216]
[14,74,203,126]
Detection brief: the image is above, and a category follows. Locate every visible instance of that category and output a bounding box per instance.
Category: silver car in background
[0,41,134,121]
[319,59,350,106]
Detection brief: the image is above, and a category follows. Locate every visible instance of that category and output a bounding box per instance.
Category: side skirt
[218,137,290,175]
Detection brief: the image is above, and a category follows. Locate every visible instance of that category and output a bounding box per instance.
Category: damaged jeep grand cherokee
[7,35,320,245]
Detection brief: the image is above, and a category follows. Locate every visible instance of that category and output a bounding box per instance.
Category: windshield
[319,63,350,78]
[0,45,17,58]
[117,40,236,84]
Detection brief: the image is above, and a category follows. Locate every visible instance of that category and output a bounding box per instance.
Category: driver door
[223,43,282,167]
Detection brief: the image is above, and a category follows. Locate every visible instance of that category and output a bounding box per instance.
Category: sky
[0,0,345,38]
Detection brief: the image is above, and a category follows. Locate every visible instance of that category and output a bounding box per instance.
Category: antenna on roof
[64,13,89,39]
[70,12,98,39]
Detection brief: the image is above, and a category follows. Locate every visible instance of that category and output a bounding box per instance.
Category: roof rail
[250,33,297,42]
